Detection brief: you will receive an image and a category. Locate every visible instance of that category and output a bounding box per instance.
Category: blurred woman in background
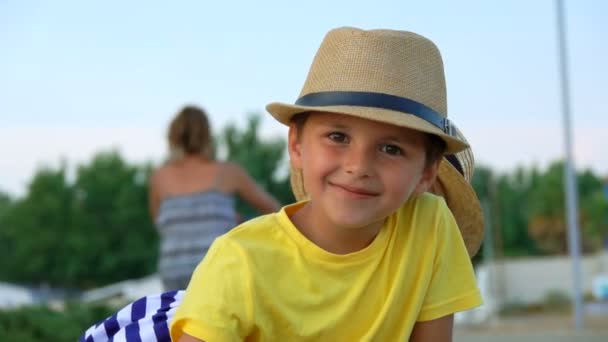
[149,105,280,290]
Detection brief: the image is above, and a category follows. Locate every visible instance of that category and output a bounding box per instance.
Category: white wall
[479,251,608,305]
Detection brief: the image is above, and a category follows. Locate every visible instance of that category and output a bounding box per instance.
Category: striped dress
[156,190,237,290]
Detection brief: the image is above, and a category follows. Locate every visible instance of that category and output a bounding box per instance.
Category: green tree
[69,151,157,287]
[471,165,493,201]
[578,169,608,246]
[0,302,115,341]
[0,166,74,285]
[0,152,158,288]
[0,191,11,219]
[0,192,12,258]
[496,166,541,257]
[472,164,541,258]
[527,162,607,254]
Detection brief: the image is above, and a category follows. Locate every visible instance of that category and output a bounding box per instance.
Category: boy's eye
[327,132,348,143]
[379,144,402,156]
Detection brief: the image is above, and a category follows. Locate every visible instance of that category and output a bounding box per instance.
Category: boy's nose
[343,147,373,177]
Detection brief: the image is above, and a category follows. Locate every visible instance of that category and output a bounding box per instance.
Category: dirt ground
[454,312,608,342]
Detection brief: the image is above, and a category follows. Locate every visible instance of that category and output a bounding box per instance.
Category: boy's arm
[409,314,453,342]
[177,333,205,342]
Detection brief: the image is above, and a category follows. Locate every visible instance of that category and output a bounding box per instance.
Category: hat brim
[434,159,484,257]
[289,158,484,257]
[267,102,468,154]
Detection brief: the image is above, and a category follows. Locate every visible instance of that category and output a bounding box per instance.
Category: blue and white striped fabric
[79,290,184,342]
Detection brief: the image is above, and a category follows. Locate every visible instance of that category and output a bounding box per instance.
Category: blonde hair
[168,105,214,159]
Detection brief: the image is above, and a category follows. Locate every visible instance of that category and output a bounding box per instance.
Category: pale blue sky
[1,0,607,196]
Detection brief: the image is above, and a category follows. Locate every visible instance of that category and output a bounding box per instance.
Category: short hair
[291,112,311,139]
[290,112,446,169]
[168,105,213,158]
[424,134,446,169]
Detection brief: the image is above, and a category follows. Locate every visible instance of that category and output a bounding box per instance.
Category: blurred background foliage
[0,302,115,341]
[0,114,606,289]
[0,114,294,289]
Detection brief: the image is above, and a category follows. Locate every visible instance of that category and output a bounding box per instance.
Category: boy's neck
[290,203,384,255]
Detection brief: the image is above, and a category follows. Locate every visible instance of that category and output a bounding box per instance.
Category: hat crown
[300,27,448,117]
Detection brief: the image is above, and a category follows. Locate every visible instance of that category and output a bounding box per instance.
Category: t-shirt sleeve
[170,237,253,341]
[417,200,483,322]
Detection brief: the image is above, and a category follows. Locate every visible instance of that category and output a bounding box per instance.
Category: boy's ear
[287,124,303,169]
[413,159,441,195]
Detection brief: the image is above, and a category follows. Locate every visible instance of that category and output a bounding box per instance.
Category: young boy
[170,27,484,341]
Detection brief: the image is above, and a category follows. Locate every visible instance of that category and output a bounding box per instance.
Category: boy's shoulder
[403,192,449,215]
[395,192,454,232]
[385,193,458,254]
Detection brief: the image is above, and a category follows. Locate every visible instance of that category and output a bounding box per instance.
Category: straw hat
[267,27,467,153]
[266,27,484,256]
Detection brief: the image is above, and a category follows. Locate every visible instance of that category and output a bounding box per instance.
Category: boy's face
[288,112,439,232]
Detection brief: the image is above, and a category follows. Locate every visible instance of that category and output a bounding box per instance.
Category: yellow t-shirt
[170,193,482,341]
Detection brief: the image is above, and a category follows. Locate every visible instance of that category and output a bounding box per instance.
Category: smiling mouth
[330,182,379,197]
